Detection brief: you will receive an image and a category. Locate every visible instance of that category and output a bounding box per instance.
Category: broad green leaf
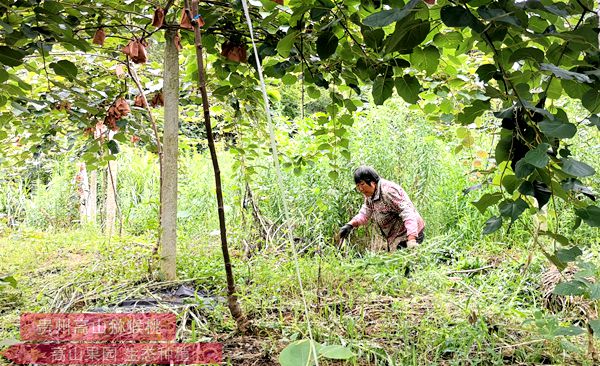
[0,68,8,83]
[588,115,600,130]
[307,86,320,99]
[472,193,503,214]
[574,205,600,227]
[523,143,550,168]
[372,76,394,105]
[440,5,485,33]
[553,281,587,296]
[539,119,576,138]
[385,20,430,52]
[316,30,338,60]
[433,31,463,49]
[328,170,339,180]
[50,60,78,81]
[518,180,551,208]
[319,345,354,360]
[394,75,420,104]
[556,246,582,263]
[540,231,570,246]
[590,319,600,338]
[458,100,490,125]
[562,79,589,99]
[561,158,595,177]
[552,326,585,337]
[499,198,528,221]
[502,175,520,194]
[508,47,545,64]
[279,340,320,366]
[410,46,439,75]
[588,283,600,300]
[0,275,17,288]
[515,159,535,178]
[483,216,502,234]
[546,78,562,99]
[582,88,600,114]
[107,140,120,155]
[0,46,26,67]
[282,74,297,85]
[363,0,421,27]
[362,28,384,50]
[540,63,592,83]
[476,64,497,82]
[277,31,298,57]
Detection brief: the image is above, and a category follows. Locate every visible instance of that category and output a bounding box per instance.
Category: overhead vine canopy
[1,0,598,237]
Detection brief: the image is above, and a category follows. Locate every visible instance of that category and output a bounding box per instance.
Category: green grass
[1,99,598,365]
[1,228,597,365]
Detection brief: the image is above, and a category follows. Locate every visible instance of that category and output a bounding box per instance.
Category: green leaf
[458,100,490,125]
[588,283,600,300]
[277,31,298,57]
[328,170,339,180]
[319,345,354,360]
[363,0,421,27]
[472,193,503,214]
[574,205,600,227]
[483,216,502,234]
[372,76,394,105]
[107,140,120,155]
[553,281,587,296]
[394,75,421,104]
[515,159,535,178]
[590,319,600,338]
[508,47,544,64]
[588,115,600,130]
[552,326,585,337]
[499,198,528,222]
[540,231,570,246]
[562,79,588,99]
[362,28,385,50]
[0,46,26,67]
[316,30,338,60]
[410,46,439,75]
[440,5,485,33]
[523,143,550,168]
[0,275,17,288]
[0,68,8,83]
[50,60,78,81]
[502,175,520,194]
[433,31,463,49]
[385,20,430,52]
[279,340,320,366]
[561,158,595,177]
[582,88,600,114]
[540,63,592,83]
[307,86,320,99]
[476,64,497,82]
[556,246,582,263]
[282,74,297,85]
[539,119,576,139]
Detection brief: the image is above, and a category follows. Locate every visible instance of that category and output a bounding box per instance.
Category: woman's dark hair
[353,166,380,185]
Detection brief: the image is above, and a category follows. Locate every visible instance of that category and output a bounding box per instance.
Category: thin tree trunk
[105,157,117,236]
[188,0,248,332]
[160,27,179,281]
[88,169,97,224]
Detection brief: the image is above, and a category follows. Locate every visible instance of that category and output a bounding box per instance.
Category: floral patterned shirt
[348,179,425,250]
